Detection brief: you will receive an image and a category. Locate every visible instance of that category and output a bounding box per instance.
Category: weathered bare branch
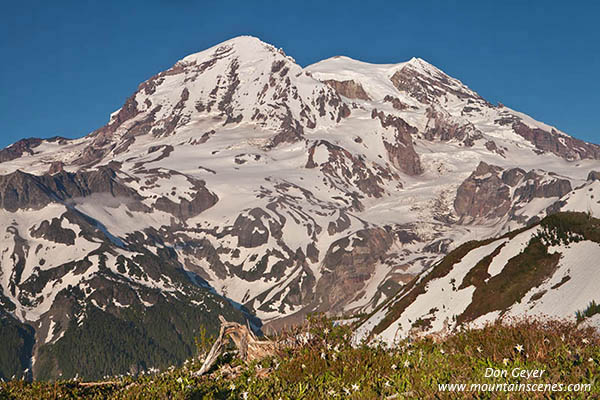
[198,317,277,375]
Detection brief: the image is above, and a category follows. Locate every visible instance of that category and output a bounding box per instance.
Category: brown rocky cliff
[0,167,138,212]
[372,109,423,176]
[513,122,600,160]
[316,227,395,312]
[323,79,371,100]
[454,162,511,220]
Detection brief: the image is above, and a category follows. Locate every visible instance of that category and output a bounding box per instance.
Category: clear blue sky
[1,1,599,148]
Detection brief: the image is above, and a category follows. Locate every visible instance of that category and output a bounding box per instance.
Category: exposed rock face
[29,218,76,245]
[372,109,423,176]
[153,175,218,220]
[587,171,600,181]
[48,161,64,175]
[0,138,44,163]
[512,122,600,160]
[231,208,271,248]
[485,140,505,156]
[512,171,572,202]
[323,79,371,100]
[454,162,511,220]
[306,140,396,203]
[390,60,484,105]
[0,170,57,212]
[501,168,526,187]
[317,227,395,311]
[383,95,410,110]
[423,106,483,146]
[456,163,575,222]
[0,137,69,163]
[0,168,137,212]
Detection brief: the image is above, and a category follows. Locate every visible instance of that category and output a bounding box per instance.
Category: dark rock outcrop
[230,208,271,248]
[30,218,76,245]
[587,171,600,182]
[383,95,410,110]
[0,137,68,163]
[306,140,394,200]
[372,110,422,176]
[390,62,484,105]
[501,168,526,187]
[513,171,572,202]
[512,122,600,160]
[317,227,395,311]
[423,107,483,146]
[454,162,511,220]
[456,163,574,222]
[323,79,371,100]
[0,167,137,212]
[153,176,218,220]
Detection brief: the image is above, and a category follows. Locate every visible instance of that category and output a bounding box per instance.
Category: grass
[1,316,599,399]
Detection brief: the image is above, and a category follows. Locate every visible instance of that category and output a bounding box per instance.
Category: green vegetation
[576,301,600,323]
[0,312,34,381]
[458,237,560,324]
[35,294,244,381]
[1,316,599,399]
[369,212,600,337]
[536,212,600,245]
[370,237,497,336]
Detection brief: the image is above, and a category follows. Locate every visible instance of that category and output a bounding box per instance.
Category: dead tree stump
[198,316,277,375]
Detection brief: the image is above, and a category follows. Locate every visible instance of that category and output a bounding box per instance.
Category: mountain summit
[1,36,599,379]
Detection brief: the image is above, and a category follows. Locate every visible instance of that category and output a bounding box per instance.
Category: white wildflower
[321,352,327,360]
[476,346,483,353]
[324,328,330,335]
[242,392,248,400]
[503,358,509,366]
[514,344,524,353]
[391,363,397,370]
[403,360,410,368]
[582,338,589,345]
[352,383,359,391]
[229,383,236,390]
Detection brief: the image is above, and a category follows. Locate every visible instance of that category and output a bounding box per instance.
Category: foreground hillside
[356,211,600,343]
[1,317,599,399]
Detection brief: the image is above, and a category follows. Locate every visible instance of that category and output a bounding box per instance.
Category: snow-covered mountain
[1,35,599,378]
